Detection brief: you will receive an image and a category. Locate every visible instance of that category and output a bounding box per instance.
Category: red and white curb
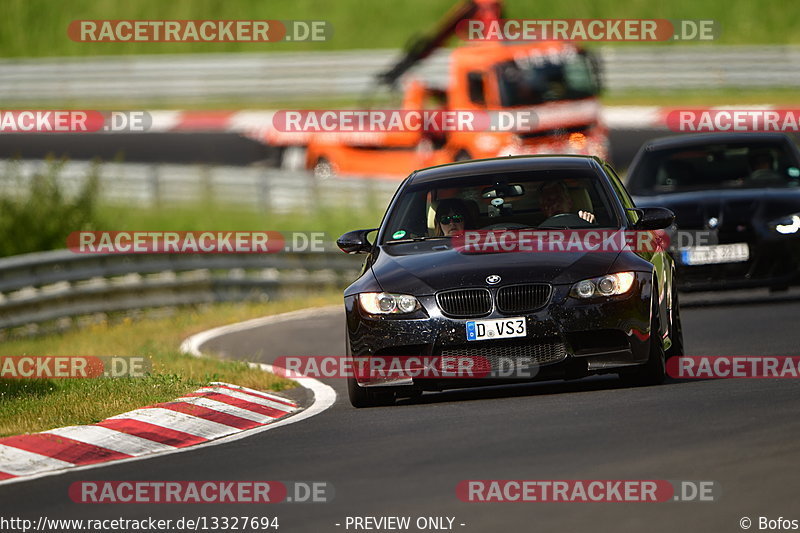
[0,383,297,482]
[0,307,337,485]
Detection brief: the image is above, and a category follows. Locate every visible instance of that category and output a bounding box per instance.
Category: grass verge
[602,88,800,107]
[95,202,388,238]
[0,292,342,437]
[1,0,797,58]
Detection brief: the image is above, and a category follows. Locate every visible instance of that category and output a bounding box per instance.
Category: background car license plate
[466,317,526,341]
[680,243,749,265]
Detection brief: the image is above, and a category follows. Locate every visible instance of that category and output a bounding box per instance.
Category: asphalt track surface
[1,290,799,533]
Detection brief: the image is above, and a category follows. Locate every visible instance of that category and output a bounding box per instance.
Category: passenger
[433,198,472,236]
[539,181,596,223]
[748,148,781,181]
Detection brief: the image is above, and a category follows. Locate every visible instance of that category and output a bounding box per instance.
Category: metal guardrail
[0,161,385,335]
[0,160,400,212]
[2,46,799,104]
[0,248,362,334]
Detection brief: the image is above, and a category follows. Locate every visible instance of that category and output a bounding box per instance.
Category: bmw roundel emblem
[486,275,501,285]
[708,217,719,229]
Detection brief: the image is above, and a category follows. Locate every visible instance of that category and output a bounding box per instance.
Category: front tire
[347,376,395,408]
[620,292,666,387]
[666,281,684,359]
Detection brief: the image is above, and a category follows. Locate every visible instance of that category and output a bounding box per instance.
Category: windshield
[628,140,800,195]
[495,50,600,106]
[381,169,619,245]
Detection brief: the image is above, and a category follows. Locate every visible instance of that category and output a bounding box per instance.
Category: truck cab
[306,40,606,178]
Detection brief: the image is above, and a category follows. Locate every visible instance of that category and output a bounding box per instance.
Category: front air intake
[496,284,552,313]
[436,288,492,318]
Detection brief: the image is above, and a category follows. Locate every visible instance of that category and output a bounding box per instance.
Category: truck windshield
[496,52,600,106]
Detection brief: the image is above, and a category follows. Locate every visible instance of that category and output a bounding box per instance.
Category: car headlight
[770,214,800,234]
[570,272,636,299]
[358,292,421,315]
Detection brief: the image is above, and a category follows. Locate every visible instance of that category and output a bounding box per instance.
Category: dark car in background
[337,155,680,407]
[627,132,800,292]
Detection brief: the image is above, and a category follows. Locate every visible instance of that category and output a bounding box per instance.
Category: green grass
[1,0,798,58]
[0,293,342,437]
[95,201,387,238]
[602,88,800,107]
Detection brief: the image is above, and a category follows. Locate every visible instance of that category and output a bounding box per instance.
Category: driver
[539,181,596,223]
[433,198,472,236]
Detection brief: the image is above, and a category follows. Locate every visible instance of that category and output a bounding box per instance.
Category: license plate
[466,317,527,341]
[680,243,749,265]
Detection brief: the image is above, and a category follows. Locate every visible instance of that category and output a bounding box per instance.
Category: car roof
[642,132,793,151]
[408,155,606,185]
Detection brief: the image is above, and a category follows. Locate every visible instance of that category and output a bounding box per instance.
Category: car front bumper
[345,272,654,390]
[674,236,800,292]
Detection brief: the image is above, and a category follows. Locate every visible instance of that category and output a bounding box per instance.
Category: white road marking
[45,426,177,456]
[209,382,299,406]
[173,396,278,423]
[192,386,295,413]
[108,408,240,438]
[0,445,74,476]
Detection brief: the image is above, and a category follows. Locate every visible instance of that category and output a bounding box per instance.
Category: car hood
[633,188,800,230]
[371,245,621,294]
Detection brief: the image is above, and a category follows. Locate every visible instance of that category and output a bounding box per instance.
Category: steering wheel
[481,222,531,230]
[538,213,592,228]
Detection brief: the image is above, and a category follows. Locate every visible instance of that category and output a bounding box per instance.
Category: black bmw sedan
[627,132,800,292]
[337,155,680,407]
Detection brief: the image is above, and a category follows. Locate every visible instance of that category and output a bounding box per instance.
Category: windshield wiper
[385,236,451,244]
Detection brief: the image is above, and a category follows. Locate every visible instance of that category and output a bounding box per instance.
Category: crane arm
[375,0,502,87]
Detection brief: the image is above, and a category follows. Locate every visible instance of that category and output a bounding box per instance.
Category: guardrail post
[260,169,272,212]
[149,164,161,207]
[309,171,321,212]
[200,165,213,204]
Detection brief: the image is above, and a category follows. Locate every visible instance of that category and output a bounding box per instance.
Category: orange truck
[274,0,608,178]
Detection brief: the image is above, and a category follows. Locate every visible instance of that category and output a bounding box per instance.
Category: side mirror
[634,207,675,230]
[337,229,377,254]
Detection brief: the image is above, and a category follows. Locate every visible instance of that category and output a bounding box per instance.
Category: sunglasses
[439,214,464,225]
